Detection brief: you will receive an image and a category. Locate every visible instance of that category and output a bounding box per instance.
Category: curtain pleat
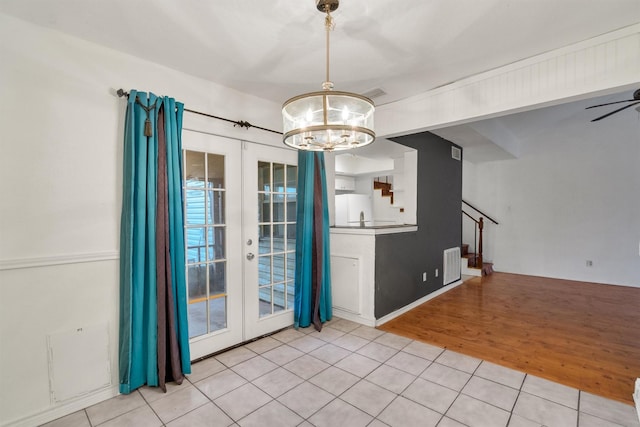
[119,90,190,395]
[294,151,332,331]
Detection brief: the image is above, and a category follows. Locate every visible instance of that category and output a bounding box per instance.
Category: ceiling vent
[362,88,387,99]
[451,146,462,161]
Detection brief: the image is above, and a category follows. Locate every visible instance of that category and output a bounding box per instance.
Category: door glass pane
[273,254,285,283]
[286,224,296,251]
[274,284,286,313]
[258,255,271,286]
[259,287,272,317]
[258,193,270,222]
[186,190,205,225]
[207,190,225,225]
[187,227,206,264]
[209,297,226,332]
[207,153,224,188]
[258,225,271,254]
[274,163,285,191]
[286,194,296,222]
[208,261,226,295]
[286,165,297,193]
[187,264,207,339]
[258,161,270,191]
[287,252,295,281]
[185,151,205,186]
[273,193,285,222]
[286,284,294,310]
[207,227,225,261]
[273,224,285,251]
[184,149,229,339]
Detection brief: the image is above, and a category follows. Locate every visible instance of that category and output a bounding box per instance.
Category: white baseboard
[2,386,119,427]
[332,308,376,327]
[375,279,464,327]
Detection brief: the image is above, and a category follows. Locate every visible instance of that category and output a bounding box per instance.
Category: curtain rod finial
[117,88,128,98]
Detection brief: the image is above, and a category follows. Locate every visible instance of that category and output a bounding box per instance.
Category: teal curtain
[294,151,332,331]
[119,90,191,394]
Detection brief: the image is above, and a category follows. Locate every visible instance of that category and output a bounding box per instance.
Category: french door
[182,131,297,359]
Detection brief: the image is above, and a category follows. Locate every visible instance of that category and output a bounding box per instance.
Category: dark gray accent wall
[374,132,462,318]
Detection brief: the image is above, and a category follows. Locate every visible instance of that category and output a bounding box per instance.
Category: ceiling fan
[586,89,640,122]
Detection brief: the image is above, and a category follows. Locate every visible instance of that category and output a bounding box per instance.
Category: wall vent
[451,146,462,161]
[443,247,461,285]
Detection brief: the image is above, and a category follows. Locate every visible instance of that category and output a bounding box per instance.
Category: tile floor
[43,318,640,427]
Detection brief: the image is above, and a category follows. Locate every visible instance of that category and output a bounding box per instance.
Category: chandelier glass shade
[282,0,375,151]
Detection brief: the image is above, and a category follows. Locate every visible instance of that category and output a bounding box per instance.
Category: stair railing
[462,210,484,268]
[461,201,498,270]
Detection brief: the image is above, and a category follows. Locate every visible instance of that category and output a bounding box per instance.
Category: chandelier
[282,0,375,151]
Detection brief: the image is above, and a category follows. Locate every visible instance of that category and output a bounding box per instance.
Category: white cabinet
[335,175,355,191]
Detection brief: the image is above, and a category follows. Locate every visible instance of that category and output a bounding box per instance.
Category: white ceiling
[1,0,639,160]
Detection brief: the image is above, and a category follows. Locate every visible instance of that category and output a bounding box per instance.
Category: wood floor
[379,272,640,405]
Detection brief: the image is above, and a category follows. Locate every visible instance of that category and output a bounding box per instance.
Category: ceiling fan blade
[591,101,640,122]
[585,99,636,109]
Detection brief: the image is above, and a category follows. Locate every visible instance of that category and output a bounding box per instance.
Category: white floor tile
[237,400,303,427]
[230,355,278,381]
[86,391,146,426]
[243,337,282,354]
[447,394,511,427]
[261,344,304,365]
[335,353,381,378]
[350,325,386,341]
[252,367,304,398]
[215,347,257,368]
[474,361,525,390]
[332,333,370,352]
[283,353,330,379]
[462,376,519,411]
[277,381,335,418]
[309,343,352,364]
[373,333,412,350]
[308,398,373,427]
[187,356,227,383]
[512,392,578,427]
[213,383,272,421]
[366,364,416,394]
[356,342,399,363]
[579,412,628,427]
[378,396,442,427]
[401,340,445,361]
[40,410,90,427]
[436,350,482,374]
[309,366,360,395]
[521,374,579,409]
[579,392,640,427]
[99,405,162,427]
[165,402,233,427]
[385,351,431,376]
[287,335,326,353]
[341,380,397,416]
[421,362,472,391]
[194,368,247,400]
[402,377,459,414]
[148,384,209,423]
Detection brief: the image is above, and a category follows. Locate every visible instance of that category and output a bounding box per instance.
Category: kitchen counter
[330,224,418,235]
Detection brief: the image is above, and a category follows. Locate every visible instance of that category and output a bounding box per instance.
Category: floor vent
[451,146,462,161]
[443,247,461,285]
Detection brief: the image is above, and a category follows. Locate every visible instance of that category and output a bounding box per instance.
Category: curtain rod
[116,89,282,135]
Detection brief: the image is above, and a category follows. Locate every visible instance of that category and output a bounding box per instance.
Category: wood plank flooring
[378,272,640,405]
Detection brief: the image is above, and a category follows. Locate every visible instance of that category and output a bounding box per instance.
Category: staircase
[461,243,494,276]
[373,180,394,205]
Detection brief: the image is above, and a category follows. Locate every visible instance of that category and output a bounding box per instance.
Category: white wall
[0,13,283,426]
[462,113,640,287]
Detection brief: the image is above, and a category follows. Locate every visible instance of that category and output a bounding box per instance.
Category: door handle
[246,253,255,261]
